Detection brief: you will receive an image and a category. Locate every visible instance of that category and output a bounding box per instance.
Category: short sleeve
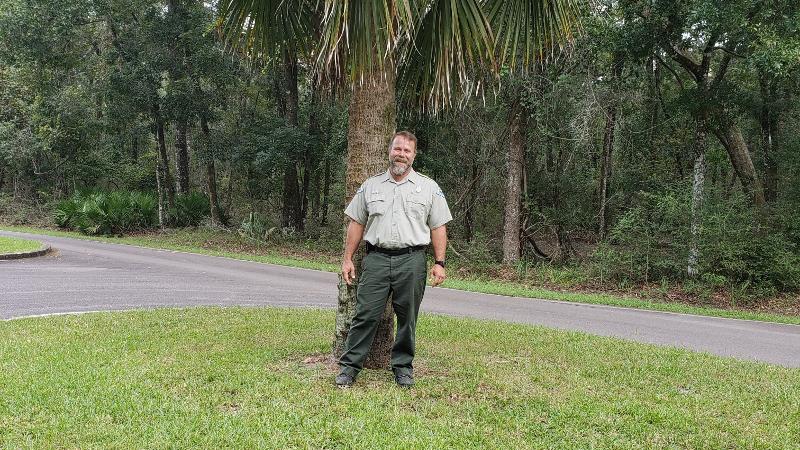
[427,182,452,229]
[344,184,368,224]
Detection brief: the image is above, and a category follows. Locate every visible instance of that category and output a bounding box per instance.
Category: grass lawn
[0,308,798,448]
[0,235,42,255]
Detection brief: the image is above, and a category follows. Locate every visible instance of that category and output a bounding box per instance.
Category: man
[336,130,452,388]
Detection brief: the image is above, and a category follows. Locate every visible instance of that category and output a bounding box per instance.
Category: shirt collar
[383,168,418,184]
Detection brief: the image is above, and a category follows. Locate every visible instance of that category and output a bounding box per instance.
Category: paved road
[2,230,800,368]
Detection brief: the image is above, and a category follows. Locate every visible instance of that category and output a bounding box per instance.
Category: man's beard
[390,159,410,176]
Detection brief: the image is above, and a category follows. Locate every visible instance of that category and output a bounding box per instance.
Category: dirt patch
[301,353,339,371]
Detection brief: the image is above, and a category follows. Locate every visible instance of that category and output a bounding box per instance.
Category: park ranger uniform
[339,168,452,379]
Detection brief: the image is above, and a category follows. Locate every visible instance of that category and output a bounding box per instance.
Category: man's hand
[342,259,356,285]
[341,220,365,286]
[430,263,446,287]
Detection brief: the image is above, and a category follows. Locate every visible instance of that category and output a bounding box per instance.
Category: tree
[220,0,581,367]
[488,0,582,263]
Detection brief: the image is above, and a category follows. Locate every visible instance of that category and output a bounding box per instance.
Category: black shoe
[394,372,414,387]
[335,373,355,387]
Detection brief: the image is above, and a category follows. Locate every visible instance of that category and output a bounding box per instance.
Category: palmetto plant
[218,0,582,365]
[54,191,160,235]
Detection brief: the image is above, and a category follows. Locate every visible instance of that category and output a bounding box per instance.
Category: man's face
[388,136,416,176]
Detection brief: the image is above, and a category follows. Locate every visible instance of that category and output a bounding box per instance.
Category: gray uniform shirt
[344,169,453,249]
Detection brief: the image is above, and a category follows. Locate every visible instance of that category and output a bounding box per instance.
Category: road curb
[0,244,51,260]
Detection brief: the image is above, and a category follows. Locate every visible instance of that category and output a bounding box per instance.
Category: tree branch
[665,44,703,82]
[711,51,734,91]
[654,53,684,90]
[712,46,745,58]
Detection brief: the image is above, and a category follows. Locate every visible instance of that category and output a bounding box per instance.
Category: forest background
[1,0,799,315]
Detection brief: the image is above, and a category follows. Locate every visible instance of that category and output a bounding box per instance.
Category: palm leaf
[485,0,584,69]
[399,0,496,112]
[216,0,314,58]
[318,0,417,83]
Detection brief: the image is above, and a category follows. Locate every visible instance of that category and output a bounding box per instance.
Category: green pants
[339,249,427,377]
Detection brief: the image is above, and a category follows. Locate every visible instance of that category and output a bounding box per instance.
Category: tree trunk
[333,69,397,369]
[598,104,617,240]
[759,73,778,203]
[688,122,707,278]
[280,48,303,230]
[302,86,321,225]
[463,163,478,242]
[320,158,331,225]
[310,170,321,222]
[155,161,166,229]
[281,164,301,229]
[153,104,175,211]
[712,123,765,207]
[200,116,222,225]
[174,120,190,195]
[502,105,525,263]
[131,135,139,161]
[598,54,622,239]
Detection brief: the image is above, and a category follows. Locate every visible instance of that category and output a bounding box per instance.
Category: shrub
[54,194,83,228]
[171,192,210,227]
[590,188,800,293]
[128,192,158,228]
[589,190,688,283]
[52,191,158,235]
[238,212,276,242]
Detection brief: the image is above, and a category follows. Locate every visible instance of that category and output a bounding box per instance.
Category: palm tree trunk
[333,69,397,369]
[502,105,525,263]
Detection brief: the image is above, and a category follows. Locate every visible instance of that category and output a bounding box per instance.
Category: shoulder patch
[435,189,446,198]
[356,186,364,194]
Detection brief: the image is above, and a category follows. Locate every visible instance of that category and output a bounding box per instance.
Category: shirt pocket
[366,193,386,215]
[404,194,429,220]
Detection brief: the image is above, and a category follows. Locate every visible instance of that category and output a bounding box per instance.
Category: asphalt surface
[2,230,800,368]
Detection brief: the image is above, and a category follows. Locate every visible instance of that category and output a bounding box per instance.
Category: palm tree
[218,0,582,367]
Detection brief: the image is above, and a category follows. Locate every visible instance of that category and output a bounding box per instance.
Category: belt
[366,242,426,256]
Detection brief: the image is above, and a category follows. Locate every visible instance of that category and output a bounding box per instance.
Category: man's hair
[389,130,417,152]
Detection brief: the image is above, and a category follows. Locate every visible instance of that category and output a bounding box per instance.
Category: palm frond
[486,0,584,69]
[399,0,496,113]
[216,0,314,58]
[318,0,418,84]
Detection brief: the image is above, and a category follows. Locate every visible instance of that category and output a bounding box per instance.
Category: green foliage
[53,194,82,228]
[590,190,689,284]
[592,189,800,292]
[700,198,800,293]
[238,212,277,242]
[54,191,158,235]
[171,192,211,227]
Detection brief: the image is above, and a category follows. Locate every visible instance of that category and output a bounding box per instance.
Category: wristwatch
[434,260,446,268]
